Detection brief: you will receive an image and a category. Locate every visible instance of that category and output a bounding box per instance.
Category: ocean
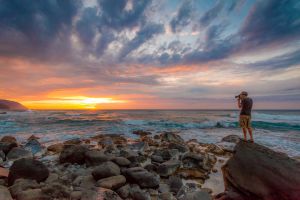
[0,110,299,157]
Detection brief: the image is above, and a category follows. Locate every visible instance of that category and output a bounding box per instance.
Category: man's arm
[237,98,242,109]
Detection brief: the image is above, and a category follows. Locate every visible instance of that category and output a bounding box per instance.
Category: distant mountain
[0,99,27,111]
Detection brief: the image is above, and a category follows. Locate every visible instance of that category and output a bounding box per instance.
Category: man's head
[240,91,248,99]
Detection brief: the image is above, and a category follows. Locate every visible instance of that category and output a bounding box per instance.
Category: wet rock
[221,141,300,200]
[25,138,43,155]
[153,148,178,161]
[0,142,17,155]
[98,137,114,148]
[221,135,241,144]
[151,155,164,163]
[181,152,204,168]
[168,142,189,153]
[0,150,5,160]
[1,136,17,143]
[130,185,151,200]
[128,141,149,152]
[41,182,71,199]
[112,157,131,166]
[47,143,64,154]
[123,167,160,188]
[159,192,176,200]
[216,141,236,153]
[7,147,32,161]
[96,187,122,200]
[8,158,49,186]
[168,176,183,194]
[63,138,82,145]
[178,190,212,200]
[70,191,82,200]
[85,149,110,166]
[96,175,126,189]
[133,130,152,137]
[116,184,130,199]
[157,159,181,177]
[207,144,225,155]
[161,132,184,144]
[59,145,88,164]
[176,168,207,180]
[92,161,120,180]
[9,178,41,198]
[0,185,13,200]
[72,175,96,189]
[45,173,59,183]
[16,188,51,200]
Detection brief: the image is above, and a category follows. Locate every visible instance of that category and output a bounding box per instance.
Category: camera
[235,95,240,99]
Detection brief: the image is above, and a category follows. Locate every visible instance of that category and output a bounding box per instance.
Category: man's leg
[242,128,247,141]
[248,128,254,142]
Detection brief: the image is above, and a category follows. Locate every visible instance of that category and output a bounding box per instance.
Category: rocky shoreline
[0,131,299,200]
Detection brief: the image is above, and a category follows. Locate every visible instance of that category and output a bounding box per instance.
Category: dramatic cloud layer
[0,0,300,109]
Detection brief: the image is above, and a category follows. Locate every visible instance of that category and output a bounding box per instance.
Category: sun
[21,96,127,110]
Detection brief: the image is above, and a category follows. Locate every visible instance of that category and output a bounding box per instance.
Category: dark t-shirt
[240,97,253,116]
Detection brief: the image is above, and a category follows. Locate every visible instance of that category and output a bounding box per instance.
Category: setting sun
[21,96,127,110]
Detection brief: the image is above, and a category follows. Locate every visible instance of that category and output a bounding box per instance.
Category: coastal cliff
[0,99,27,111]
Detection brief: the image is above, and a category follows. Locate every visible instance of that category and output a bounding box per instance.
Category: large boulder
[123,167,160,188]
[220,141,300,200]
[59,145,88,164]
[92,161,121,181]
[8,158,49,186]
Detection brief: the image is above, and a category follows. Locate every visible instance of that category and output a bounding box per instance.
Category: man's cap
[240,91,248,96]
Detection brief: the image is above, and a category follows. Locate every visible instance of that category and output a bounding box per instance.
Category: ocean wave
[252,112,300,122]
[123,119,236,129]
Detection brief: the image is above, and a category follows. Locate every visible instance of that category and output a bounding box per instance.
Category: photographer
[236,91,254,142]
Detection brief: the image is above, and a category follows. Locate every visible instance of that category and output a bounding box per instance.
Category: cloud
[199,1,224,27]
[240,0,300,49]
[119,23,165,59]
[246,49,300,70]
[170,0,193,32]
[0,0,81,58]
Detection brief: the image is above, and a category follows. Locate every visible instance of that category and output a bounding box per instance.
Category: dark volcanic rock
[221,141,300,200]
[123,167,160,188]
[59,145,88,164]
[8,158,49,186]
[92,161,121,180]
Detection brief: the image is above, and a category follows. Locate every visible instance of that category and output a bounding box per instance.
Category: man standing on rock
[236,91,254,142]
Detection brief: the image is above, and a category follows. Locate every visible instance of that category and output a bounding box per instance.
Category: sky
[0,0,300,110]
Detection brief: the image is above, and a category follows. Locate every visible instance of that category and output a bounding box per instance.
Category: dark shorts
[239,115,251,129]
